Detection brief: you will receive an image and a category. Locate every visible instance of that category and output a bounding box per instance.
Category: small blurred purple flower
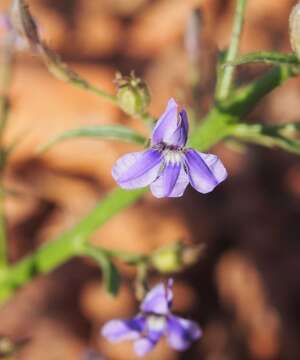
[0,12,27,50]
[112,98,227,198]
[0,13,13,33]
[101,279,202,357]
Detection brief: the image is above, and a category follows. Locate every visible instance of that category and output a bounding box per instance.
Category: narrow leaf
[98,255,120,296]
[39,125,147,153]
[85,246,120,296]
[224,52,300,67]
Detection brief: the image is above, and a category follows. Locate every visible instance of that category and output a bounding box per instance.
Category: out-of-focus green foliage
[39,125,147,153]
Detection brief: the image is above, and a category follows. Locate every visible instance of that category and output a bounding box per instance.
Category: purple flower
[112,98,227,198]
[101,279,202,357]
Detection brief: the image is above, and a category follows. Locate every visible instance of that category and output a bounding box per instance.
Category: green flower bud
[150,242,204,274]
[0,337,14,357]
[289,2,300,58]
[116,72,150,116]
[0,336,29,357]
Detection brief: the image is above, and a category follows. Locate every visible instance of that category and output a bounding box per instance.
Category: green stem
[189,108,237,150]
[223,51,300,67]
[66,78,155,125]
[81,244,147,266]
[0,184,7,268]
[222,65,295,117]
[0,188,145,300]
[0,34,14,270]
[82,243,148,266]
[103,248,147,265]
[217,0,247,99]
[233,122,300,154]
[135,261,149,301]
[72,79,118,104]
[0,39,13,136]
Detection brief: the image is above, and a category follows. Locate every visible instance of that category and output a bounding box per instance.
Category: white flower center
[147,316,167,332]
[163,149,182,165]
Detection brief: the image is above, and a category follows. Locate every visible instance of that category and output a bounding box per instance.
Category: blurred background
[0,0,300,359]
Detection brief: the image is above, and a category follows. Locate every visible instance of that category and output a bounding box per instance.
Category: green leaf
[84,245,120,296]
[224,52,300,67]
[38,125,147,152]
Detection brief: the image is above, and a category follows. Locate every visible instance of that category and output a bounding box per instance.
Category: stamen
[163,149,183,165]
[147,315,166,332]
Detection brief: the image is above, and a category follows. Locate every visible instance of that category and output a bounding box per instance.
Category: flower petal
[150,161,181,198]
[151,98,178,145]
[169,108,189,147]
[134,337,157,357]
[167,315,202,351]
[101,316,145,342]
[184,149,227,194]
[112,149,162,189]
[169,164,189,197]
[151,99,189,147]
[140,279,173,315]
[134,325,164,357]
